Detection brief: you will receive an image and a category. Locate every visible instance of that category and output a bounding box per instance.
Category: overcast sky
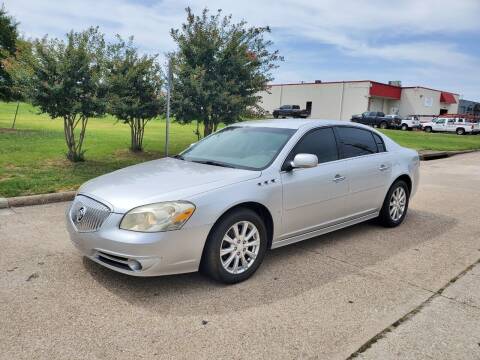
[4,0,480,101]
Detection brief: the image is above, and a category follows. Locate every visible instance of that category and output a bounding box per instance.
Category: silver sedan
[66,119,419,283]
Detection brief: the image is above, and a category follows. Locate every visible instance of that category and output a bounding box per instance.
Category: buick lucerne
[67,119,419,283]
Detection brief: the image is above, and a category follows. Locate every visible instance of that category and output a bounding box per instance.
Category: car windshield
[179,126,296,170]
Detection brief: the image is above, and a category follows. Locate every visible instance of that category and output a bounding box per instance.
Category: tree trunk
[203,120,213,137]
[63,115,88,162]
[130,118,147,152]
[11,102,19,129]
[195,120,200,141]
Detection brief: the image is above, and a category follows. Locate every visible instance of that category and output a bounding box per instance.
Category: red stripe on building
[369,82,401,100]
[440,92,457,104]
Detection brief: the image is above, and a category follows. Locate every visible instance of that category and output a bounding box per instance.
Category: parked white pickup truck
[422,117,480,135]
[386,115,421,130]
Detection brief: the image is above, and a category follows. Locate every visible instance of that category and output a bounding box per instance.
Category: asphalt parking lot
[1,152,480,360]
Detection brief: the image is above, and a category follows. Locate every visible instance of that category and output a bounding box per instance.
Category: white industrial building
[258,80,459,120]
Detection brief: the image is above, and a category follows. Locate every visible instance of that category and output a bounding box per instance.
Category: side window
[373,133,386,152]
[335,127,378,159]
[284,128,338,168]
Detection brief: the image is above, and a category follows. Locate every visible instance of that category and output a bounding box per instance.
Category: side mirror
[288,153,318,170]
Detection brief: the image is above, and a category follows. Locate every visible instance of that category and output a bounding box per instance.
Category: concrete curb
[419,149,478,161]
[0,191,76,209]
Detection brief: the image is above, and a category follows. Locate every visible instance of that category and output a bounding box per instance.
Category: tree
[28,28,108,162]
[0,5,19,101]
[170,7,282,137]
[106,37,164,152]
[4,39,34,99]
[3,39,34,128]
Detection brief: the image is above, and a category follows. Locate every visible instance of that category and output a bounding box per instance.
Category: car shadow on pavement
[83,209,457,316]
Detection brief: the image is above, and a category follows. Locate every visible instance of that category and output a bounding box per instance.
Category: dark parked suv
[273,105,309,118]
[351,111,399,129]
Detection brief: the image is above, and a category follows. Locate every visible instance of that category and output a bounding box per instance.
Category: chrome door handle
[379,164,390,171]
[333,174,346,183]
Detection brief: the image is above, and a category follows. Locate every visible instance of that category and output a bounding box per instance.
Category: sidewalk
[356,260,480,359]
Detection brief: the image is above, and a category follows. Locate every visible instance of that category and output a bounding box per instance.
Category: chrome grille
[70,195,111,232]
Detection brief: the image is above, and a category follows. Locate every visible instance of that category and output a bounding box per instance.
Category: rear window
[373,133,386,152]
[335,127,378,158]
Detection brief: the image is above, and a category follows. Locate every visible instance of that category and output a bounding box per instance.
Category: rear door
[280,127,349,238]
[446,118,457,131]
[334,126,392,217]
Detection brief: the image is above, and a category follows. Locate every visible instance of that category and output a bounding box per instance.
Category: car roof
[237,118,366,130]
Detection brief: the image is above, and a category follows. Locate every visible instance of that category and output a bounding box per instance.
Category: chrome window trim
[278,124,389,173]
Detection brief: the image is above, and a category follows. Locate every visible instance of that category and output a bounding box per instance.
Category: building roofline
[267,80,374,87]
[267,80,459,96]
[401,86,459,96]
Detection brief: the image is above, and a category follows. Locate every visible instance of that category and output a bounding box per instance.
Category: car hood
[78,157,261,213]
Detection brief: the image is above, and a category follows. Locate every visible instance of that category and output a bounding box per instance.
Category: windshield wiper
[173,154,184,160]
[190,160,236,168]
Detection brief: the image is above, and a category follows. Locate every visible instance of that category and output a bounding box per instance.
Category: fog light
[127,259,142,271]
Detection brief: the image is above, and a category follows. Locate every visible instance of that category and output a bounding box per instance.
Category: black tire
[401,124,408,131]
[378,180,410,228]
[456,127,465,135]
[379,121,388,129]
[273,113,279,119]
[201,208,268,284]
[424,126,432,133]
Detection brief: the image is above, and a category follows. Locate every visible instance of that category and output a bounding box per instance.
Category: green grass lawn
[379,128,480,151]
[0,102,199,197]
[1,101,480,197]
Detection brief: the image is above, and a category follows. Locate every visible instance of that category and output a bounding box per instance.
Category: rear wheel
[201,208,268,284]
[424,126,432,133]
[378,180,410,227]
[379,121,388,129]
[456,127,465,135]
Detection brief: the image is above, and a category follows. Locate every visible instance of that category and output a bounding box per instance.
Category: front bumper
[66,205,212,277]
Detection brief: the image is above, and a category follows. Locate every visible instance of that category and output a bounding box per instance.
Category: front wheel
[401,124,408,131]
[273,113,279,119]
[456,128,465,135]
[201,208,268,284]
[378,180,410,227]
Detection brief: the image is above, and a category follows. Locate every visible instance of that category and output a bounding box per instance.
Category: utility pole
[165,58,172,157]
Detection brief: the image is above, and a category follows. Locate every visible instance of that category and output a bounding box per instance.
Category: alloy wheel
[220,221,260,274]
[389,186,407,222]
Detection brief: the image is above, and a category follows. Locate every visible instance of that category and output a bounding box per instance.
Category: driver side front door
[280,127,349,239]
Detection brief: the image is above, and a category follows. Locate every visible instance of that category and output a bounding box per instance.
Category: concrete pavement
[1,152,479,359]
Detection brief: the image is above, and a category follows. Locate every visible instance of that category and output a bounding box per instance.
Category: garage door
[369,97,384,112]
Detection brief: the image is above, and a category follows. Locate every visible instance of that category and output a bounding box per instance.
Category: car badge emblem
[76,206,86,222]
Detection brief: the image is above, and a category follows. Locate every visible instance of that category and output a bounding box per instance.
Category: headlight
[120,201,195,232]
